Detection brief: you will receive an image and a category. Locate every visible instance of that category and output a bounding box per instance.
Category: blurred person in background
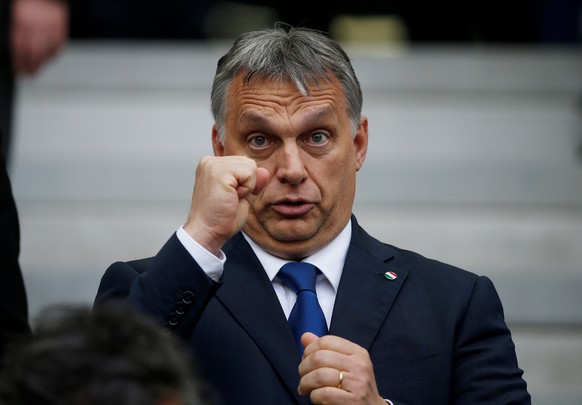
[0,0,68,367]
[1,0,68,159]
[0,304,217,405]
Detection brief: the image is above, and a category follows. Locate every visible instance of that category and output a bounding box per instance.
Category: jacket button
[167,313,179,326]
[175,302,186,315]
[182,291,195,304]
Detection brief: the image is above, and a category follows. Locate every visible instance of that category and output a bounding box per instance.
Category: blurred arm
[10,0,68,75]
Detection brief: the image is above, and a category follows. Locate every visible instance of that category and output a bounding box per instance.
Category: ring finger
[299,367,350,394]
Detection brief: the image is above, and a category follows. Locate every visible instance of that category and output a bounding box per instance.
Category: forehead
[226,74,348,119]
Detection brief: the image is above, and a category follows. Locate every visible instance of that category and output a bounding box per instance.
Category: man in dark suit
[96,23,530,405]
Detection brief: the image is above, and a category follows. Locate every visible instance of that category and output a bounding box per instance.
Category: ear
[354,115,368,171]
[212,124,225,156]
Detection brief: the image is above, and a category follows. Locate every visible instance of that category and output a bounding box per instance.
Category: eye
[307,132,329,146]
[248,135,271,150]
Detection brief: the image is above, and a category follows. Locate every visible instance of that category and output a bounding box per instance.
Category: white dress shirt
[176,221,352,328]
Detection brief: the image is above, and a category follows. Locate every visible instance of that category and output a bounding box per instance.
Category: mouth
[271,199,314,217]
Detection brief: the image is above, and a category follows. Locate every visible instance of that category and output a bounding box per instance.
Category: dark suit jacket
[95,217,530,405]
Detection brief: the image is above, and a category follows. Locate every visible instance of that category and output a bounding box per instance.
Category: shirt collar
[242,219,352,294]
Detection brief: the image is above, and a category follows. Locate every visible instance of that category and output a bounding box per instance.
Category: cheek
[321,155,358,198]
[313,161,349,195]
[248,175,276,206]
[323,150,355,179]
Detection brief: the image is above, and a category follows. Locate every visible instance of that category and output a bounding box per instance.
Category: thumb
[252,167,269,195]
[301,332,319,350]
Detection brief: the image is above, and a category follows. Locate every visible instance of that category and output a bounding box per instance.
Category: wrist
[183,220,225,258]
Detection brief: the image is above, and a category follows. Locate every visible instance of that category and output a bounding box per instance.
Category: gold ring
[337,370,344,389]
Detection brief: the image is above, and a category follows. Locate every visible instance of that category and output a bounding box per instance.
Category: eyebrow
[301,107,336,125]
[239,107,336,129]
[239,112,269,126]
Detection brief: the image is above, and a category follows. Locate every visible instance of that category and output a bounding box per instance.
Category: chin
[268,223,319,242]
[264,241,316,261]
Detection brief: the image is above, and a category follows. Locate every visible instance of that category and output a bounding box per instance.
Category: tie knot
[278,262,318,294]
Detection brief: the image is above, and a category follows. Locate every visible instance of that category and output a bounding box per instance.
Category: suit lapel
[216,234,305,403]
[212,220,407,402]
[329,220,408,350]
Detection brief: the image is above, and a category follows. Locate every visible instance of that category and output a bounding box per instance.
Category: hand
[184,156,269,256]
[298,333,386,405]
[10,0,68,75]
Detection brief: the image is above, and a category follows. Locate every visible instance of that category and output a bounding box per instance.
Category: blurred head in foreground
[0,304,213,405]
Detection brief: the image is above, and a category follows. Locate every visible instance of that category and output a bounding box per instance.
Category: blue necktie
[278,262,328,354]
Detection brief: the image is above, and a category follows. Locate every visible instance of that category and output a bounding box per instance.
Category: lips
[271,199,314,217]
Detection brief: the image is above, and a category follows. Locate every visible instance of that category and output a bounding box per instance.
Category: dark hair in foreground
[0,304,214,405]
[211,22,363,140]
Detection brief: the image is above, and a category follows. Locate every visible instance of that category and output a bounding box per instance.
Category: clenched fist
[183,156,269,256]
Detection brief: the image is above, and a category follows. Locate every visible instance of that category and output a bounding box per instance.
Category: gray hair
[211,22,363,142]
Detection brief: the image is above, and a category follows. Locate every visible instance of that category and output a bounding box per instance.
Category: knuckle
[310,386,335,404]
[310,350,329,366]
[312,369,327,386]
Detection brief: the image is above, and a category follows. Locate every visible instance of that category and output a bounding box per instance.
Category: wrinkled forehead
[233,68,340,97]
[226,72,348,109]
[225,73,349,119]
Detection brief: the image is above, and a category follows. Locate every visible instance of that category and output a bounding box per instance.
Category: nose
[275,141,308,185]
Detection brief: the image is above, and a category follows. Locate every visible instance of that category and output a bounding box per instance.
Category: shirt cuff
[176,226,225,282]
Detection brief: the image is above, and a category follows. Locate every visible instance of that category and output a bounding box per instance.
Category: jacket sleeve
[453,275,531,404]
[94,233,221,338]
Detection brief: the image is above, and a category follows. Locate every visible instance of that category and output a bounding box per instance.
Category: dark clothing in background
[69,0,215,39]
[0,151,30,366]
[0,1,30,369]
[0,0,15,159]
